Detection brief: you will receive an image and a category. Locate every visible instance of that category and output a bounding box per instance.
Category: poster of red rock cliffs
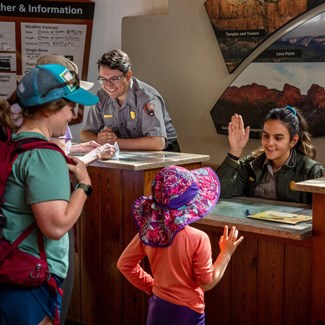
[205,0,325,72]
[211,11,325,138]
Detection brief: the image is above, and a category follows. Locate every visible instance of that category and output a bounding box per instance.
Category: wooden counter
[67,151,210,324]
[193,197,313,325]
[67,150,320,325]
[199,197,312,240]
[91,150,210,171]
[292,177,325,325]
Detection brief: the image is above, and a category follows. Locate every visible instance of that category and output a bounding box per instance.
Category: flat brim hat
[16,76,94,90]
[36,55,94,90]
[133,165,220,248]
[17,63,99,107]
[17,56,94,91]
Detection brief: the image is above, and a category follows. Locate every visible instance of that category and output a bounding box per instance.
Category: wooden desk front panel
[194,225,312,325]
[68,162,201,324]
[311,193,325,325]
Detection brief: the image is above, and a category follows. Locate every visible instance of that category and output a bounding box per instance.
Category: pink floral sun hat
[132,165,220,247]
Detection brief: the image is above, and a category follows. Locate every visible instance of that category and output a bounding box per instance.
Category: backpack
[0,126,74,227]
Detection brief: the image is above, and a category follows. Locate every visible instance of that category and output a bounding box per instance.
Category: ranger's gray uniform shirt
[83,78,177,148]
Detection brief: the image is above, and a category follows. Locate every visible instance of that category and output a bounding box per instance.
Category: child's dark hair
[264,106,316,159]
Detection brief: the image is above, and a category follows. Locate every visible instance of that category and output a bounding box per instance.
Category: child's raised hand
[201,225,244,291]
[219,225,244,256]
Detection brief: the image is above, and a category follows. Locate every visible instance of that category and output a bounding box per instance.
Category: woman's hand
[69,141,101,154]
[96,143,115,160]
[228,114,250,158]
[67,156,91,185]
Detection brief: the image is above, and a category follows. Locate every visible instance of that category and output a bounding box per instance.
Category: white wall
[70,0,168,141]
[72,0,325,167]
[121,0,325,166]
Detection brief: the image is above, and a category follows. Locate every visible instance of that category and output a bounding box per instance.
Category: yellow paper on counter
[247,210,312,225]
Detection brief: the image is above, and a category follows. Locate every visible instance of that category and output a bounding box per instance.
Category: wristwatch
[75,183,93,197]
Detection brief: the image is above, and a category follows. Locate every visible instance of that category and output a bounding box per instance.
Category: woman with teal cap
[0,64,100,324]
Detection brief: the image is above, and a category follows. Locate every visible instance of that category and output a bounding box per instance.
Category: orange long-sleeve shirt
[117,225,214,313]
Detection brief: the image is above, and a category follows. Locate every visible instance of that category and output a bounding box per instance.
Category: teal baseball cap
[17,64,99,107]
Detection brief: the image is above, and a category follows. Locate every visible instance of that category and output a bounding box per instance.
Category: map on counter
[72,150,187,164]
[247,210,312,225]
[212,198,312,220]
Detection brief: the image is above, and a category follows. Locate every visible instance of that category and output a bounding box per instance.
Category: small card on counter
[78,143,114,166]
[246,210,312,225]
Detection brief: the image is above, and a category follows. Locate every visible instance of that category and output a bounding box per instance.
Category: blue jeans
[0,275,62,325]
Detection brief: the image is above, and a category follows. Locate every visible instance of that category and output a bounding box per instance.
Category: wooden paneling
[69,162,314,324]
[231,237,257,325]
[311,192,325,325]
[257,240,284,325]
[80,166,103,324]
[120,170,147,325]
[193,223,312,325]
[204,229,232,325]
[68,163,202,324]
[283,244,311,325]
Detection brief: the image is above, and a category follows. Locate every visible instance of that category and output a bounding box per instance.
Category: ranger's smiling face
[98,66,131,102]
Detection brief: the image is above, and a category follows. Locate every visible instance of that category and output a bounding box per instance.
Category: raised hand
[219,225,244,257]
[228,114,250,158]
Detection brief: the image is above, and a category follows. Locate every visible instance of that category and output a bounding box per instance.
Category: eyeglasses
[97,74,125,85]
[41,72,79,98]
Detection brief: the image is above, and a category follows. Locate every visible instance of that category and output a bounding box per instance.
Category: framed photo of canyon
[205,0,325,73]
[210,9,325,138]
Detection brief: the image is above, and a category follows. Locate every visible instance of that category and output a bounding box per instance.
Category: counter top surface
[197,197,312,240]
[87,151,210,170]
[292,176,325,194]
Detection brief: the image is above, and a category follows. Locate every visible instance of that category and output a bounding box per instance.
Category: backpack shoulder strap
[0,129,75,227]
[0,221,37,262]
[15,137,75,165]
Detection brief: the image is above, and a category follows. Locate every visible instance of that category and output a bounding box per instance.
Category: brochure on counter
[246,210,312,225]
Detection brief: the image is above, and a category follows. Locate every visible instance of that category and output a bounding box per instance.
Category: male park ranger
[81,49,180,152]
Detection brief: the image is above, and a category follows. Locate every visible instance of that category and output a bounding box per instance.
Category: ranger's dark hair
[97,49,131,74]
[264,106,316,159]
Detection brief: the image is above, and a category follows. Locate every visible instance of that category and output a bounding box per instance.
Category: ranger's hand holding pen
[97,126,117,145]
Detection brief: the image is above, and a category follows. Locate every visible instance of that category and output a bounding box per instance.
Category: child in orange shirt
[117,165,243,324]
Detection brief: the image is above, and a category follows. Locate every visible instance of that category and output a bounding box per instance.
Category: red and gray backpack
[0,126,75,324]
